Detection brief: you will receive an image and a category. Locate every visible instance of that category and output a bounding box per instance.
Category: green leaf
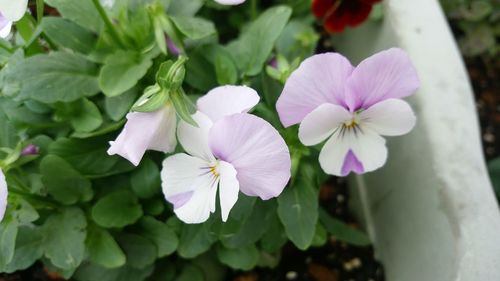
[139,217,178,258]
[0,220,18,267]
[216,244,259,271]
[185,47,218,91]
[277,178,318,250]
[219,199,274,249]
[116,233,157,269]
[2,226,44,273]
[131,158,161,199]
[170,16,216,40]
[45,0,103,32]
[214,48,237,85]
[99,50,153,97]
[178,222,216,259]
[91,190,143,228]
[49,137,134,178]
[40,155,93,204]
[227,6,292,76]
[167,0,204,16]
[70,98,103,133]
[43,208,87,270]
[10,52,100,103]
[41,17,97,54]
[319,208,371,246]
[259,212,287,253]
[87,227,126,269]
[105,87,138,121]
[311,223,327,247]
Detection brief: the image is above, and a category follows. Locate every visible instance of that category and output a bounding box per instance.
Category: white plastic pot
[333,0,500,280]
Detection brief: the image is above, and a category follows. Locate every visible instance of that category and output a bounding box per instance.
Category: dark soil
[230,178,384,281]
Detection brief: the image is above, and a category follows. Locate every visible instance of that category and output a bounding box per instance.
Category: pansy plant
[277,48,419,176]
[161,86,291,224]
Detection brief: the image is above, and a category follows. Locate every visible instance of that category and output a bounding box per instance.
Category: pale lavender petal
[0,15,11,38]
[341,150,364,176]
[0,0,28,21]
[360,98,416,136]
[318,130,351,176]
[197,86,260,122]
[161,153,218,223]
[298,103,351,146]
[276,53,354,127]
[218,161,239,222]
[177,111,216,162]
[214,0,246,5]
[0,169,7,222]
[346,48,419,110]
[209,113,291,199]
[107,106,177,166]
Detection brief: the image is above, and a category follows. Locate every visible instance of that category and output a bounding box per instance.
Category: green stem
[250,0,257,20]
[36,0,44,23]
[91,0,125,48]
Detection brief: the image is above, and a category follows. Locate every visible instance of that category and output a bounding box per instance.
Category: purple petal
[209,113,291,199]
[166,38,180,56]
[0,169,7,222]
[197,85,260,122]
[107,105,177,166]
[276,52,354,127]
[340,150,364,176]
[346,48,420,110]
[21,144,40,156]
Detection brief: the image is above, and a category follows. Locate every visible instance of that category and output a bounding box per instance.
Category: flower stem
[250,0,257,20]
[91,0,125,48]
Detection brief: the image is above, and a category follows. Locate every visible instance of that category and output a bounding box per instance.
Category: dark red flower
[312,0,382,33]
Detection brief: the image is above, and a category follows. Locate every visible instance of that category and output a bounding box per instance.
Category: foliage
[0,0,371,280]
[440,0,499,57]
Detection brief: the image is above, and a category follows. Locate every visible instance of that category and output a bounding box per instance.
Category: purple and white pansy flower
[0,169,7,222]
[0,0,28,38]
[107,105,177,166]
[276,48,419,176]
[162,86,291,224]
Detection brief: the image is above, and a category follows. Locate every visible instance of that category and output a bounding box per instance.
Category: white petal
[218,161,239,222]
[319,127,388,176]
[0,169,7,222]
[107,106,176,166]
[318,131,352,176]
[298,103,352,146]
[360,99,416,136]
[161,153,218,224]
[214,0,246,5]
[177,111,216,162]
[0,20,11,38]
[197,85,260,122]
[349,127,388,173]
[0,0,28,21]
